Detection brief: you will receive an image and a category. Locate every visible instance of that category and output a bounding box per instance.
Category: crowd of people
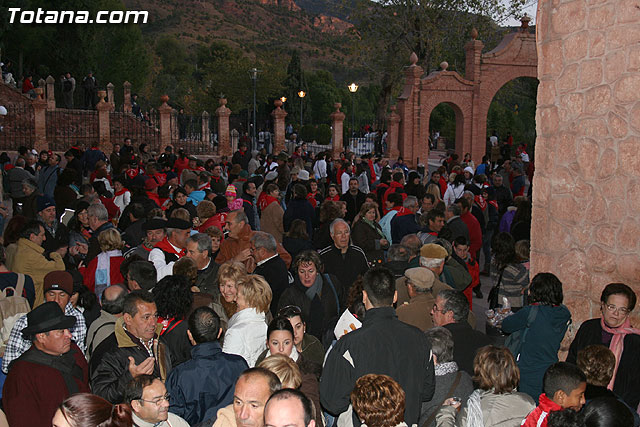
[0,138,636,427]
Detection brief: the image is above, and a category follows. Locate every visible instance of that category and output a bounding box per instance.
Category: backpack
[0,274,31,344]
[504,305,538,361]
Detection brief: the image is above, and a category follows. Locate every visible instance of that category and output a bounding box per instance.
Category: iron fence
[347,137,376,156]
[46,109,99,152]
[0,104,35,150]
[110,110,161,152]
[170,112,217,155]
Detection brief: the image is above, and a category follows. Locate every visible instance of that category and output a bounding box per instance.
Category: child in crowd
[522,362,587,427]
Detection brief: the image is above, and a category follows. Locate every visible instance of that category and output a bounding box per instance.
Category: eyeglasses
[603,303,631,315]
[278,305,302,317]
[138,393,170,406]
[432,304,449,314]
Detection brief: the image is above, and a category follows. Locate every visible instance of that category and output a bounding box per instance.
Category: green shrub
[300,124,316,142]
[316,124,331,145]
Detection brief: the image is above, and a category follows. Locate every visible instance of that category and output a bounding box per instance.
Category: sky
[501,0,537,27]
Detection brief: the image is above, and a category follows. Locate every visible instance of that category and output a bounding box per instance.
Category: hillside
[123,0,358,77]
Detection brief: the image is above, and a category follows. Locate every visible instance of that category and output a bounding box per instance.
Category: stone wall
[532,0,640,341]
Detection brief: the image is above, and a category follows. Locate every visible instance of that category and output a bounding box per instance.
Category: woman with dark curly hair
[489,232,529,310]
[351,374,407,427]
[501,272,571,402]
[153,275,194,367]
[52,393,132,427]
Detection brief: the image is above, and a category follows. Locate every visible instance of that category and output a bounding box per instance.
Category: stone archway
[389,17,538,166]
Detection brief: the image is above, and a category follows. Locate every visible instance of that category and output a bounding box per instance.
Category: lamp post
[249,68,260,151]
[348,83,358,140]
[280,96,287,104]
[297,90,306,127]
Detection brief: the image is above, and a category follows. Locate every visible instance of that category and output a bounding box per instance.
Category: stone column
[123,81,132,113]
[45,75,56,110]
[386,105,401,160]
[216,98,232,157]
[271,99,288,154]
[329,103,345,158]
[464,30,484,83]
[158,95,173,150]
[533,0,640,338]
[96,90,114,153]
[32,88,48,152]
[397,53,424,166]
[106,83,115,109]
[202,111,211,148]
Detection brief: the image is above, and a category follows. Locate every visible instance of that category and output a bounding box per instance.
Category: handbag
[487,269,504,309]
[504,305,539,361]
[421,371,462,427]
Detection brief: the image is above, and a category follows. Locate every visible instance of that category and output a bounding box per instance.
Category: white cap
[464,166,474,175]
[298,170,310,181]
[0,106,7,116]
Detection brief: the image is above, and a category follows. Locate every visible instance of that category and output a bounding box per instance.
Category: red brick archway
[389,19,538,166]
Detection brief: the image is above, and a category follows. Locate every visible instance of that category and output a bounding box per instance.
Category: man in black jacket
[91,291,171,403]
[320,267,435,426]
[439,203,469,243]
[251,232,291,316]
[339,177,367,224]
[318,219,369,293]
[185,233,219,297]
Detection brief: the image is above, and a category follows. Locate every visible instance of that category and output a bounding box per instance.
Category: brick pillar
[271,99,288,155]
[106,83,115,109]
[464,32,484,83]
[398,53,423,167]
[386,105,401,160]
[123,81,132,113]
[158,95,173,150]
[202,111,211,149]
[533,0,640,339]
[45,75,56,110]
[32,88,48,152]
[329,103,345,158]
[96,90,113,153]
[216,98,232,157]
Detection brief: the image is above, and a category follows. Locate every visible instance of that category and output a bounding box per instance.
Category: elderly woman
[351,374,408,427]
[20,178,39,219]
[436,345,535,426]
[277,250,344,345]
[222,274,272,367]
[351,201,389,264]
[277,305,324,366]
[420,327,474,427]
[79,228,124,297]
[567,283,640,411]
[211,261,247,332]
[501,273,571,402]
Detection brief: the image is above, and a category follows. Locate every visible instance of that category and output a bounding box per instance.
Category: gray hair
[438,289,469,323]
[425,327,454,363]
[403,195,418,208]
[400,234,421,257]
[251,231,277,253]
[419,257,445,269]
[329,218,350,235]
[387,244,409,262]
[15,158,25,168]
[230,209,248,225]
[187,233,212,257]
[22,178,38,191]
[446,204,461,216]
[463,190,475,198]
[87,203,109,222]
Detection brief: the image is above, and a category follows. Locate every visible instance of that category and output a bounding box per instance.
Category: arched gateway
[387,18,538,166]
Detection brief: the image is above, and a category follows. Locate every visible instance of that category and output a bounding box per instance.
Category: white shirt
[149,240,182,281]
[341,171,351,194]
[222,307,267,367]
[313,159,327,179]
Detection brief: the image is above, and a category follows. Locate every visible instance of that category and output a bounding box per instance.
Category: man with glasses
[91,291,172,404]
[125,374,189,427]
[318,218,369,292]
[431,289,492,376]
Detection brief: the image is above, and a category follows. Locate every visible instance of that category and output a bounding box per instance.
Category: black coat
[351,220,386,263]
[567,318,640,409]
[439,216,469,243]
[339,191,367,223]
[282,236,314,261]
[284,198,316,238]
[277,274,344,345]
[86,222,117,264]
[390,213,421,244]
[318,244,369,293]
[443,322,493,376]
[254,255,292,317]
[122,219,146,248]
[160,319,192,368]
[195,260,220,297]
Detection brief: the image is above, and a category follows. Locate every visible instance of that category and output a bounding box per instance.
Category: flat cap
[404,267,435,290]
[420,243,448,259]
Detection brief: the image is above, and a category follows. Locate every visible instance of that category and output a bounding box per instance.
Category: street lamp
[249,68,261,150]
[348,83,358,139]
[280,96,287,104]
[297,90,306,127]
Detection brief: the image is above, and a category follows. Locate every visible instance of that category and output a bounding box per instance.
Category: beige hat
[420,243,448,259]
[404,267,435,290]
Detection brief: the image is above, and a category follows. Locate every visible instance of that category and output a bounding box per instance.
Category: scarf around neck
[305,274,323,301]
[600,316,640,390]
[361,217,386,239]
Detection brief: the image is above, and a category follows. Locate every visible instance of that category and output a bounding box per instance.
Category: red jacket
[522,394,562,427]
[3,343,90,427]
[460,211,482,259]
[382,181,407,214]
[199,214,226,233]
[79,254,125,293]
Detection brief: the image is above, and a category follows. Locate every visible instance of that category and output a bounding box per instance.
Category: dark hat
[22,301,76,337]
[43,271,74,296]
[143,218,168,231]
[166,218,191,230]
[165,171,178,181]
[37,195,56,212]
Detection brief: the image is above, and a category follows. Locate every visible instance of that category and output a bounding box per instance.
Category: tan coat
[8,238,65,307]
[397,292,435,332]
[216,224,291,272]
[260,201,284,243]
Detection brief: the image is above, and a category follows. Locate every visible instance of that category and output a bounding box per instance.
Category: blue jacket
[165,341,248,425]
[187,190,206,206]
[502,304,571,402]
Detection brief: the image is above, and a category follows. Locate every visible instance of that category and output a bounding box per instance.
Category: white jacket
[443,184,465,207]
[222,307,267,367]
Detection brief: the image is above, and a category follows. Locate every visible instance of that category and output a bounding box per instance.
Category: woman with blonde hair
[222,274,272,367]
[436,345,535,426]
[351,374,407,427]
[80,228,124,297]
[258,354,302,389]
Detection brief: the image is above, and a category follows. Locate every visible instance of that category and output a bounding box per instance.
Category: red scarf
[474,195,487,211]
[391,206,413,217]
[307,193,318,208]
[601,317,640,390]
[259,195,279,211]
[325,195,340,202]
[154,173,167,186]
[126,168,139,179]
[488,200,499,210]
[114,187,129,197]
[154,237,186,257]
[367,159,376,185]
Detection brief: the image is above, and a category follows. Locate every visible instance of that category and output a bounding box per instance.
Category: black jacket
[231,150,251,171]
[86,222,117,264]
[567,318,640,409]
[390,213,421,244]
[254,255,292,317]
[283,236,314,261]
[122,219,146,248]
[351,220,386,263]
[439,216,469,243]
[320,307,435,426]
[195,260,220,297]
[339,191,367,223]
[443,322,493,376]
[284,198,316,238]
[318,244,369,292]
[160,318,192,368]
[277,273,344,344]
